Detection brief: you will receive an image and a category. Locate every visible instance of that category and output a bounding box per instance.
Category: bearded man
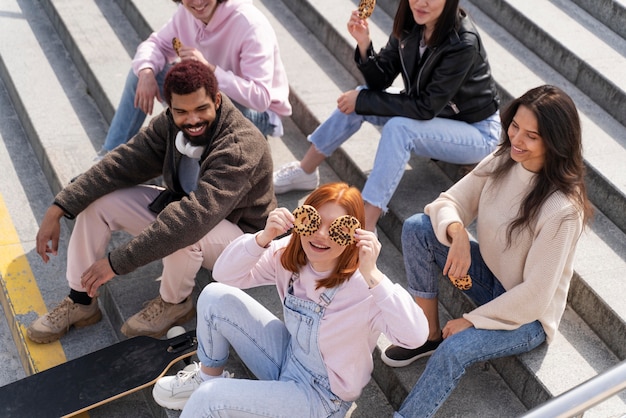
[29,60,276,342]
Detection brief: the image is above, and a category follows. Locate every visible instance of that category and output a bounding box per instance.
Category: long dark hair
[392,0,461,47]
[491,85,593,245]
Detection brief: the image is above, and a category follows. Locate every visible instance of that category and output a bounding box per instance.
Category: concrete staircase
[0,0,624,416]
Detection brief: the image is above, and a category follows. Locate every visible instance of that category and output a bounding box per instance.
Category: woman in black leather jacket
[273,0,501,230]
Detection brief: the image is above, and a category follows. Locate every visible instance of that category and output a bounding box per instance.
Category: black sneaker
[381,338,443,368]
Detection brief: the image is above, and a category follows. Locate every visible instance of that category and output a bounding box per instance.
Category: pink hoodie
[213,234,429,401]
[132,0,291,133]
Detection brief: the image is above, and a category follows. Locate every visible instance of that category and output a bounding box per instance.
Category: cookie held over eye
[172,37,183,56]
[449,274,472,290]
[358,0,376,19]
[292,205,321,237]
[329,215,361,246]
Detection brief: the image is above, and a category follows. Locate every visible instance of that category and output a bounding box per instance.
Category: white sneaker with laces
[273,161,319,194]
[152,362,232,410]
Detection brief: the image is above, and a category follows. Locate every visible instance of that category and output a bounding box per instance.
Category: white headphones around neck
[175,131,205,159]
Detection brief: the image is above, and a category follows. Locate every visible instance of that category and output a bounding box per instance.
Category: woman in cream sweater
[384,85,593,418]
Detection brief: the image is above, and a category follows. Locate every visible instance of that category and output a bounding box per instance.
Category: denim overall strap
[286,273,340,314]
[318,285,339,308]
[283,273,350,416]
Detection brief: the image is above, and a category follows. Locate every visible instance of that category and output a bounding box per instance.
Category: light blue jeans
[103,68,274,151]
[395,214,546,418]
[182,282,351,417]
[308,102,501,212]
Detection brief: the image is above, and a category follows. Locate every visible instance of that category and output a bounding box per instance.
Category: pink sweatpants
[66,185,243,303]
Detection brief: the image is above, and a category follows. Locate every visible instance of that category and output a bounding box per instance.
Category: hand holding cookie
[172,37,183,57]
[348,9,372,52]
[256,208,294,248]
[358,0,376,19]
[448,274,472,290]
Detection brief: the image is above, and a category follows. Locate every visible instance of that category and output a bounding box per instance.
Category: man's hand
[80,258,116,298]
[134,68,162,115]
[36,205,65,263]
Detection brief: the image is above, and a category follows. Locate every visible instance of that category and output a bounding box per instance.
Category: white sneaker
[273,161,319,194]
[152,362,232,410]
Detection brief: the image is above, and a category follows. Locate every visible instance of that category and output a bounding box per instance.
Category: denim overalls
[280,274,352,417]
[185,279,353,417]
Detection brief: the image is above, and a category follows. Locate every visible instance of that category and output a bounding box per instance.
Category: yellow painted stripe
[0,193,67,374]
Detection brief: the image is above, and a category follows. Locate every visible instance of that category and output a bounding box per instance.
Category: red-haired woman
[153,182,428,416]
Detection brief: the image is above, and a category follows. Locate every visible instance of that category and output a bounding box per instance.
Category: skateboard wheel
[167,326,186,339]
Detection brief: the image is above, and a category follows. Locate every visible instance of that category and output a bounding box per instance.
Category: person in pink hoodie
[153,182,429,415]
[97,0,291,159]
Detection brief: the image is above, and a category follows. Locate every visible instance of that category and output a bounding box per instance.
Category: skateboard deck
[0,329,197,417]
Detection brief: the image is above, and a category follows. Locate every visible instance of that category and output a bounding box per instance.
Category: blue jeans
[103,68,274,151]
[308,95,500,212]
[396,214,546,418]
[182,283,351,417]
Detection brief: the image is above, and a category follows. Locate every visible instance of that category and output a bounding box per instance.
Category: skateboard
[0,327,196,417]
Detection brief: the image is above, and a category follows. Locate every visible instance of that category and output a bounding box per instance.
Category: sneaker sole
[274,183,318,195]
[152,387,188,411]
[380,348,436,368]
[121,306,196,339]
[26,309,103,344]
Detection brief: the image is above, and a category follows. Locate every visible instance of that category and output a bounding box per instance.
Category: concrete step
[38,0,165,143]
[0,0,108,192]
[471,0,626,127]
[38,0,142,124]
[466,0,626,235]
[570,0,626,39]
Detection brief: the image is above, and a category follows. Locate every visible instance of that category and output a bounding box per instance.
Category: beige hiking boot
[121,295,194,338]
[27,296,102,344]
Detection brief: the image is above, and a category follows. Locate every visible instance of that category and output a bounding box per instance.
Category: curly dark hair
[163,60,219,106]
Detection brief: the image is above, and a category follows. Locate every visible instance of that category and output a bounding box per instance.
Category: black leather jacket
[354,11,498,124]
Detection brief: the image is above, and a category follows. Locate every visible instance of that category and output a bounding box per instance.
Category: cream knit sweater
[425,153,584,343]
